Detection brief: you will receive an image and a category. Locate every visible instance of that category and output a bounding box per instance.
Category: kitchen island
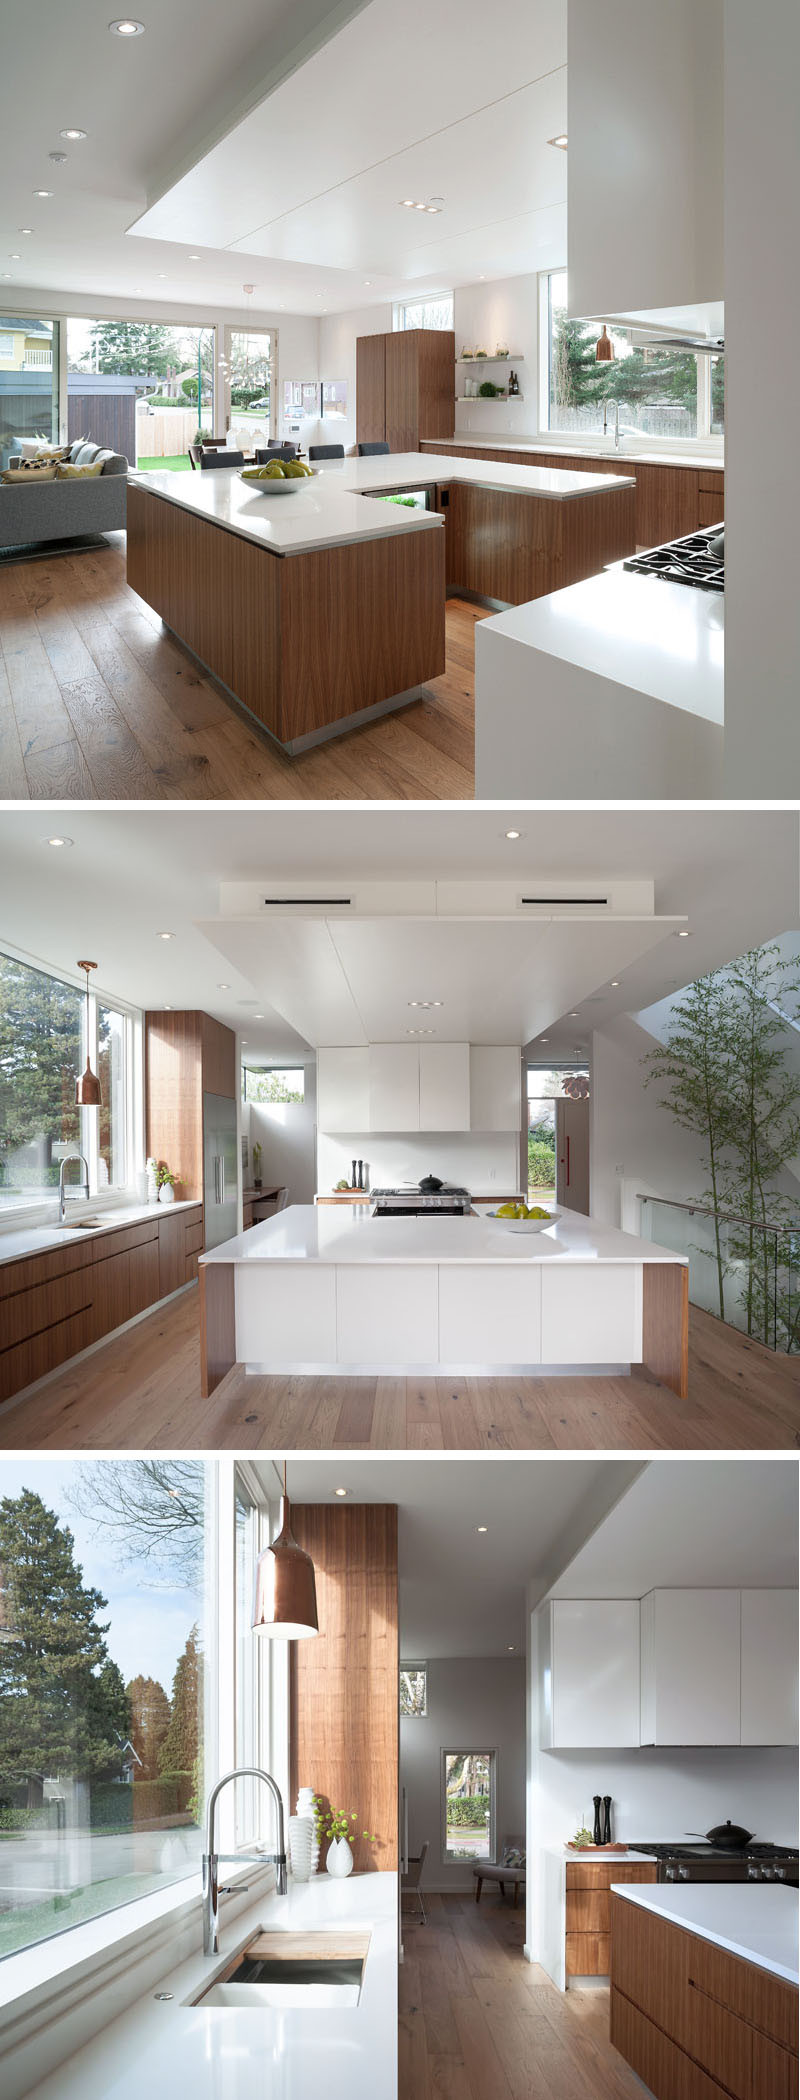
[15,1872,397,2100]
[610,1880,799,2098]
[126,451,634,754]
[198,1202,688,1396]
[475,565,725,799]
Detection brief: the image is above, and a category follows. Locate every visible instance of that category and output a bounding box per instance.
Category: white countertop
[129,450,633,558]
[610,1881,799,1986]
[477,564,724,728]
[553,1847,658,1862]
[0,1199,199,1267]
[441,433,725,474]
[200,1202,684,1268]
[29,1872,398,2100]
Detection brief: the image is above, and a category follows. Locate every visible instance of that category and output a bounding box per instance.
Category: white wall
[318,302,392,454]
[401,1656,526,1893]
[453,274,540,442]
[590,1020,707,1230]
[723,0,800,793]
[245,1058,318,1204]
[316,1128,521,1197]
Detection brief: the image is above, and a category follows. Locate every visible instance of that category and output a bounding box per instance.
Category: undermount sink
[55,1216,102,1230]
[194,1930,368,2010]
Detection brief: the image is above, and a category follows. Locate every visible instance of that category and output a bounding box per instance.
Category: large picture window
[543,271,724,443]
[0,951,134,1214]
[441,1748,496,1864]
[394,295,454,332]
[0,1459,208,1961]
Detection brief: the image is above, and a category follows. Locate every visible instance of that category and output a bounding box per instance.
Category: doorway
[526,1065,590,1211]
[224,326,274,453]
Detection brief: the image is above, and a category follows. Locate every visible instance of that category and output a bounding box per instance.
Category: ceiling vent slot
[262,897,353,907]
[519,895,610,908]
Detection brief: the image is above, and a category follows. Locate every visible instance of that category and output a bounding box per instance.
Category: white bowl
[501,1209,561,1233]
[239,470,313,495]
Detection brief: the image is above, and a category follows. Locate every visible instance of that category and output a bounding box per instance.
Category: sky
[0,1459,203,1692]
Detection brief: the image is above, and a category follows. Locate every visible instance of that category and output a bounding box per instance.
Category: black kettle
[418,1173,444,1193]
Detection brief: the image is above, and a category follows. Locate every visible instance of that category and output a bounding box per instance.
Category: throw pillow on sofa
[56,460,105,478]
[1,464,58,482]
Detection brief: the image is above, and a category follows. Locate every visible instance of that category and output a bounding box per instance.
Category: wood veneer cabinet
[145,1010,236,1200]
[610,1893,799,2100]
[0,1205,203,1402]
[289,1503,398,1873]
[420,440,724,548]
[566,1860,657,1977]
[356,327,454,450]
[439,477,635,604]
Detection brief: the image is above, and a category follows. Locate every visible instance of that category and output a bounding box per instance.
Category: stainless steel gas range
[628,1841,798,1886]
[622,524,724,592]
[371,1183,472,1217]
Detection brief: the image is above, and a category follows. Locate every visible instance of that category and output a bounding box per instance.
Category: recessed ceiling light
[401,200,415,209]
[217,982,230,990]
[241,1039,248,1044]
[157,930,175,940]
[507,1645,516,1653]
[568,1011,579,1018]
[33,189,53,198]
[479,274,486,281]
[19,228,34,235]
[157,273,166,279]
[109,18,145,33]
[540,1037,549,1043]
[364,279,372,286]
[610,980,620,987]
[253,1012,265,1019]
[9,253,20,259]
[61,128,87,140]
[49,152,67,164]
[505,828,521,840]
[677,928,691,937]
[46,835,73,847]
[476,1525,488,1534]
[163,1004,173,1010]
[334,1487,348,1498]
[1,273,11,279]
[548,134,568,149]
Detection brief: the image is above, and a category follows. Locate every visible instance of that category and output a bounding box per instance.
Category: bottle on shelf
[508,369,520,397]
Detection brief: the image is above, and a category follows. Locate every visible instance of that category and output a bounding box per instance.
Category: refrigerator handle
[214,1154,221,1205]
[219,1154,225,1206]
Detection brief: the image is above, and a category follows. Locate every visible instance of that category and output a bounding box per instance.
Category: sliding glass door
[0,314,60,468]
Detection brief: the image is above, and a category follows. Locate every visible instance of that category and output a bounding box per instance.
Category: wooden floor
[0,532,484,799]
[2,1289,798,1451]
[400,1893,644,2100]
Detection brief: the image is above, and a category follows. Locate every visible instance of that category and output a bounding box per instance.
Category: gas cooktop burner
[623,526,725,592]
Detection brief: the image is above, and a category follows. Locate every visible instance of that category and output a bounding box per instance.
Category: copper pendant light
[595,324,615,363]
[251,1463,319,1639]
[75,960,102,1107]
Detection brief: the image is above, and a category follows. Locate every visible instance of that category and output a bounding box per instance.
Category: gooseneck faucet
[59,1152,90,1225]
[602,398,621,447]
[203,1767,287,1955]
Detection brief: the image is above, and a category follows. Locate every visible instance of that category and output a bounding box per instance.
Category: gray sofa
[0,440,128,551]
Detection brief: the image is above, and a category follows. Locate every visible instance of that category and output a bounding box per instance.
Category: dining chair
[199,449,244,469]
[187,445,202,470]
[254,444,298,463]
[401,1841,429,1924]
[357,441,390,456]
[309,443,345,461]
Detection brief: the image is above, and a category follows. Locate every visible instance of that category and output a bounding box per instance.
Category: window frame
[393,293,454,334]
[400,1660,428,1717]
[242,1064,306,1104]
[537,267,723,451]
[440,1746,497,1867]
[0,943,142,1230]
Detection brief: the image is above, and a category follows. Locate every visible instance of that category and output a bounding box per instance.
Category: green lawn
[137,454,191,472]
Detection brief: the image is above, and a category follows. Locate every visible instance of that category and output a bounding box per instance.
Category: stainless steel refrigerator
[203,1092,238,1248]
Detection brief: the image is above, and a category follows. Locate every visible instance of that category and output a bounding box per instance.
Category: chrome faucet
[59,1152,90,1225]
[602,398,621,447]
[203,1767,287,1955]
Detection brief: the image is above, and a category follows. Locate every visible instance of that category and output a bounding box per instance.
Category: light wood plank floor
[0,533,485,800]
[1,1289,797,1450]
[400,1893,644,2100]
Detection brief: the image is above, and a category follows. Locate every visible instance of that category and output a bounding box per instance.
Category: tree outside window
[546,270,723,442]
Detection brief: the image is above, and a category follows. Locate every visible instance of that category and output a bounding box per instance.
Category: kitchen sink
[193,1930,368,2010]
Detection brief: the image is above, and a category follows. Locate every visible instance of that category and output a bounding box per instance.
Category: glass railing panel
[638,1196,798,1353]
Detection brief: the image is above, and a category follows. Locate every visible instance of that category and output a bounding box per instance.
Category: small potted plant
[314,1800,377,1878]
[155,1162,177,1205]
[252,1142,262,1190]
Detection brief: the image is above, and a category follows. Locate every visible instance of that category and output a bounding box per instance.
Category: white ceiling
[0,809,795,1063]
[258,1457,641,1655]
[258,1458,798,1654]
[0,0,565,315]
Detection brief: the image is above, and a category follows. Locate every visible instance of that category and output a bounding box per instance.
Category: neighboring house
[118,1739,144,1785]
[0,318,53,371]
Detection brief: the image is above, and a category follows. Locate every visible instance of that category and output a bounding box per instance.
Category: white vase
[326,1835,353,1879]
[158,1183,175,1204]
[296,1788,320,1872]
[146,1160,159,1206]
[289,1815,314,1883]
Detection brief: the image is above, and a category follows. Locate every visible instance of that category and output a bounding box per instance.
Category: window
[0,315,59,470]
[441,1749,495,1864]
[0,1458,208,1961]
[0,334,13,360]
[67,316,216,472]
[542,270,724,444]
[283,380,318,421]
[320,379,347,420]
[243,1067,305,1104]
[0,950,135,1215]
[400,1663,427,1716]
[394,295,454,333]
[526,1064,589,1206]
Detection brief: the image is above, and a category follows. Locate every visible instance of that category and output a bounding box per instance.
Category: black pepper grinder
[357,1159,364,1189]
[351,1159,357,1190]
[593,1795,603,1847]
[602,1796,612,1846]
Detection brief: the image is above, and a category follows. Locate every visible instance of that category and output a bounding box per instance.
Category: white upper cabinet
[549,1599,641,1748]
[469,1046,522,1131]
[368,1042,420,1131]
[567,0,723,320]
[419,1042,470,1131]
[641,1590,741,1747]
[740,1591,799,1747]
[316,1048,370,1132]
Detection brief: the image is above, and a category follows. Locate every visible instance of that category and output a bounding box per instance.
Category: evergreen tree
[87,321,171,376]
[0,954,82,1186]
[0,1491,127,1807]
[158,1625,202,1776]
[126,1674,171,1780]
